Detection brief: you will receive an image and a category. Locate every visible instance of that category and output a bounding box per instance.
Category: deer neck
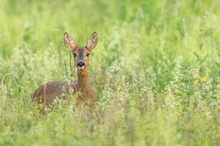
[77,67,91,92]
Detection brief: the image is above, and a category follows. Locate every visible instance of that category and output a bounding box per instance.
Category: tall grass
[0,0,219,145]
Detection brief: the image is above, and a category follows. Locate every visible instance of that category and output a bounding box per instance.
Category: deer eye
[73,53,77,57]
[86,53,90,57]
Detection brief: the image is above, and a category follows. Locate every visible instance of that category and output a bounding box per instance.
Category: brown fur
[31,32,98,108]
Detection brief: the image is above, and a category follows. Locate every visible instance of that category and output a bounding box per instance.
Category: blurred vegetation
[0,0,219,145]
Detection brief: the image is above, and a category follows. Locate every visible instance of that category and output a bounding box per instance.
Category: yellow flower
[206,68,211,72]
[201,77,206,83]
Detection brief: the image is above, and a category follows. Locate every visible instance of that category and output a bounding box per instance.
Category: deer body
[31,32,98,107]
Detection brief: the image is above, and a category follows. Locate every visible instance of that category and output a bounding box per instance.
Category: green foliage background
[0,0,219,145]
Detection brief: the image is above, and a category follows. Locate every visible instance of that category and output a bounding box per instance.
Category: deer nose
[77,62,85,67]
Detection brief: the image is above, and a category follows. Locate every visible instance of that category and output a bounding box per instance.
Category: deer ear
[86,32,98,51]
[64,32,77,52]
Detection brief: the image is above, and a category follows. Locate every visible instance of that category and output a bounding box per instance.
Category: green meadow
[0,0,219,145]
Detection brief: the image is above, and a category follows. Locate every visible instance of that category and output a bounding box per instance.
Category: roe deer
[31,32,98,107]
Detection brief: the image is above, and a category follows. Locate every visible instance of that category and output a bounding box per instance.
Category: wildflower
[201,77,206,83]
[206,68,211,72]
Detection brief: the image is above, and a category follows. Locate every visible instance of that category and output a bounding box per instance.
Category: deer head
[64,32,98,70]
